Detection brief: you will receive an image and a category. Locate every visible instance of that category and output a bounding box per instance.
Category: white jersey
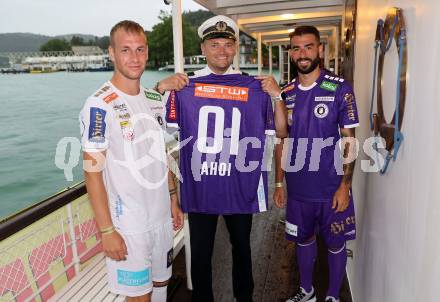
[80,81,170,234]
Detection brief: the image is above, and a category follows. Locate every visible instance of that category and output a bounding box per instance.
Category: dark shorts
[285,195,356,247]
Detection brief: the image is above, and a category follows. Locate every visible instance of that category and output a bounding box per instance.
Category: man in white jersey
[80,20,184,302]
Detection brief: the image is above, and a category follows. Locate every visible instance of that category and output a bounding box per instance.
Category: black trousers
[188,213,254,302]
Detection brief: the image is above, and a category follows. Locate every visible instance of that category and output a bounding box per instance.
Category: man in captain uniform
[162,15,288,302]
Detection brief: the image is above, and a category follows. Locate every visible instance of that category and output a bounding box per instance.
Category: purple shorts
[285,195,356,247]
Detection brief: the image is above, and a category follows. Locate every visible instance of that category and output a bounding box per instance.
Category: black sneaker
[325,296,339,302]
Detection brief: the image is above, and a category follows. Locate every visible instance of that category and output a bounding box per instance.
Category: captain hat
[198,15,238,41]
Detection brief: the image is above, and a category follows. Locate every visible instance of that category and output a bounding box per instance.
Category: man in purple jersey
[267,26,359,302]
[164,15,288,302]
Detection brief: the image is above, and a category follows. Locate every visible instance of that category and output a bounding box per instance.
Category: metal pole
[324,41,330,69]
[268,42,273,75]
[278,45,283,83]
[257,33,262,75]
[234,35,240,71]
[171,0,192,290]
[335,26,340,75]
[172,0,184,73]
[67,204,80,275]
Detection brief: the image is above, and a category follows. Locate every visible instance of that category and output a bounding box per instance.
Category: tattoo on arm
[340,128,356,186]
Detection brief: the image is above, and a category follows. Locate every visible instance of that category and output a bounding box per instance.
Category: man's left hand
[171,194,184,231]
[157,73,189,94]
[256,75,281,98]
[332,185,350,213]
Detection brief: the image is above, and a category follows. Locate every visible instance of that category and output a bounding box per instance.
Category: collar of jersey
[198,65,240,77]
[297,69,326,91]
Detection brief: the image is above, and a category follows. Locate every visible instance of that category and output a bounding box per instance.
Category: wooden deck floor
[170,177,353,302]
[51,176,353,302]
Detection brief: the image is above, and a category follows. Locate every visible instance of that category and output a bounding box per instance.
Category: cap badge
[215,21,227,32]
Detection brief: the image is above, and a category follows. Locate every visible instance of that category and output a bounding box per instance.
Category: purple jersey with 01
[166,73,275,214]
[283,69,359,203]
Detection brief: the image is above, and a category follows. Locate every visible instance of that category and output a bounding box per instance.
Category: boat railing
[0,182,104,302]
[0,139,183,302]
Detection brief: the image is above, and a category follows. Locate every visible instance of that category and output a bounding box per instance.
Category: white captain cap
[198,15,238,41]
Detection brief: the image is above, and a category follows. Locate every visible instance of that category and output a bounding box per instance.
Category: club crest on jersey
[314,103,329,118]
[194,83,249,102]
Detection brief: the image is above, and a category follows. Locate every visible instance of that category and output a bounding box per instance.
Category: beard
[293,56,321,75]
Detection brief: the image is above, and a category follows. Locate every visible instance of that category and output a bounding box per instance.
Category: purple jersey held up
[283,69,359,203]
[166,73,275,214]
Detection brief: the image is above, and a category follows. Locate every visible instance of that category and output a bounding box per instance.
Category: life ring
[373,7,407,153]
[369,7,407,173]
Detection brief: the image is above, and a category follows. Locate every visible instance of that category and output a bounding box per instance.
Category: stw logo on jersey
[194,83,249,102]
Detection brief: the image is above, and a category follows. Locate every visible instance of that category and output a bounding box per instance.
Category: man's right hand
[273,187,286,208]
[101,231,128,261]
[157,73,189,93]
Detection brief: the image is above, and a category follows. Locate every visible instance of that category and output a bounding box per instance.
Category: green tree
[148,10,201,68]
[39,39,71,51]
[70,35,86,46]
[97,36,110,50]
[183,10,215,28]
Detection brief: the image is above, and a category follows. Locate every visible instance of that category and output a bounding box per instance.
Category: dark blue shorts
[285,195,356,247]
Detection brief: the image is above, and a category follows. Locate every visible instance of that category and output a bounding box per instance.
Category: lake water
[0,69,278,219]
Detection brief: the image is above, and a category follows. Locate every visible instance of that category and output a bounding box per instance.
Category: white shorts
[106,219,174,297]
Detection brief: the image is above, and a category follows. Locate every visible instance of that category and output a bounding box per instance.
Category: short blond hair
[110,20,147,46]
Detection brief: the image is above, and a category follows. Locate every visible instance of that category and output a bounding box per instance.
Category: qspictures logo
[194,83,249,101]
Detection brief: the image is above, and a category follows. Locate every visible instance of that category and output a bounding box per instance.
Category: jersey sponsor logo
[320,81,338,92]
[168,91,177,121]
[315,96,334,102]
[155,113,164,126]
[104,92,118,104]
[283,84,295,93]
[194,83,249,102]
[167,248,173,268]
[117,268,150,286]
[286,94,296,102]
[344,93,357,121]
[285,221,298,236]
[145,90,161,102]
[287,109,294,126]
[115,195,123,218]
[314,103,329,118]
[94,85,111,97]
[88,107,106,143]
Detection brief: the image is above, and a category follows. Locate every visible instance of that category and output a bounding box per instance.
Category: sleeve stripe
[265,129,276,135]
[82,147,108,153]
[343,123,359,128]
[166,122,180,129]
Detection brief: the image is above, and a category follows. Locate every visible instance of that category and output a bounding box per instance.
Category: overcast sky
[0,0,207,36]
